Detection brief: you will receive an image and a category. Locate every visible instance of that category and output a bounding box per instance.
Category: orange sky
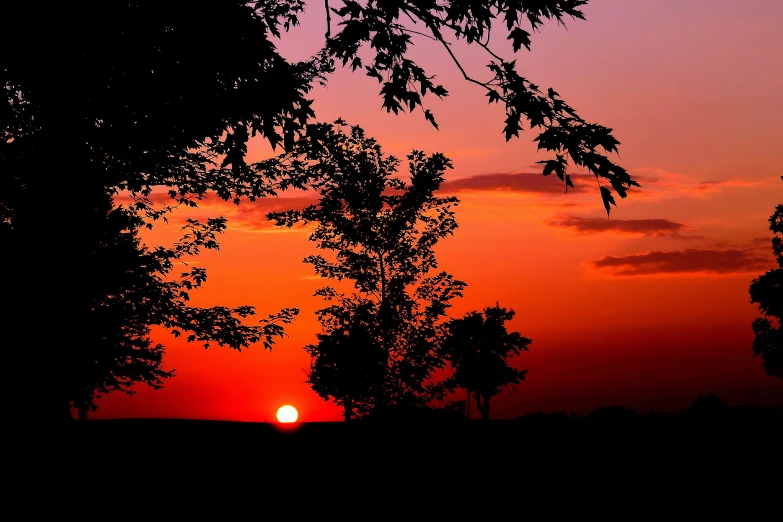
[94,0,783,421]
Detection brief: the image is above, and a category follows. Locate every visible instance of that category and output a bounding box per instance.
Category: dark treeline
[21,396,783,514]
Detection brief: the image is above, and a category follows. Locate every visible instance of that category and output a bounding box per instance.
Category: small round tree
[442,304,531,420]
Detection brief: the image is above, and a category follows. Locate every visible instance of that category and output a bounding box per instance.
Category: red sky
[94,0,783,421]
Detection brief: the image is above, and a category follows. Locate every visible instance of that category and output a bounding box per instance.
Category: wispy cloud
[628,169,778,200]
[752,236,775,246]
[437,170,775,205]
[592,248,771,276]
[231,197,316,231]
[549,214,690,237]
[114,192,318,233]
[439,172,593,195]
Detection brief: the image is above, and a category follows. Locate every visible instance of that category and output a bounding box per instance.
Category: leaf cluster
[71,198,299,413]
[748,177,783,380]
[324,0,637,213]
[2,2,318,416]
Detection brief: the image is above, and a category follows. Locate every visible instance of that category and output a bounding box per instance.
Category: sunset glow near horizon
[94,0,783,421]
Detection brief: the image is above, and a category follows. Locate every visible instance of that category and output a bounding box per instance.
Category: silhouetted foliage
[749,177,783,380]
[691,394,726,414]
[269,122,465,416]
[3,2,317,419]
[323,0,637,213]
[5,1,636,211]
[3,1,634,420]
[71,203,299,418]
[441,304,531,420]
[304,302,386,420]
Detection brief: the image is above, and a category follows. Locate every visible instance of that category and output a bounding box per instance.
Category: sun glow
[276,405,299,423]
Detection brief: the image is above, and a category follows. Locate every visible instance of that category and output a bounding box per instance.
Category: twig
[324,0,332,39]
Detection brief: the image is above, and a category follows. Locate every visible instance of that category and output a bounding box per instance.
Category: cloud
[113,192,172,206]
[114,191,318,232]
[592,248,771,276]
[548,215,690,237]
[437,170,774,208]
[695,179,767,191]
[537,202,587,209]
[440,148,492,159]
[231,197,317,231]
[752,236,775,246]
[628,169,778,200]
[439,172,592,195]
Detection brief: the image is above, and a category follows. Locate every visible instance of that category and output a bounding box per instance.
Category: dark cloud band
[439,173,593,194]
[593,248,771,276]
[549,215,687,236]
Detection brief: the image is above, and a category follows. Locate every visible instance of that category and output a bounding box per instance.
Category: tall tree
[269,122,466,416]
[441,304,531,420]
[3,2,319,420]
[749,177,782,381]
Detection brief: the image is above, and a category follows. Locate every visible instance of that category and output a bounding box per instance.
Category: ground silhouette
[16,395,781,513]
[33,396,783,476]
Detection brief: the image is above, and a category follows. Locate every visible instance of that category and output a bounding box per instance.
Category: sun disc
[276,405,298,423]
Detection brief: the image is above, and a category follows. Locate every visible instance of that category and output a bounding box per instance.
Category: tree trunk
[377,252,390,409]
[476,392,491,421]
[344,397,352,422]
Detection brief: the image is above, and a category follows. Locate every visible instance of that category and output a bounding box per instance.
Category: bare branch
[400,4,497,92]
[324,0,332,40]
[395,24,439,42]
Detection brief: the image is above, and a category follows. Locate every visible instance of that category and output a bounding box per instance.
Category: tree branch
[401,5,497,93]
[395,24,439,42]
[324,0,332,40]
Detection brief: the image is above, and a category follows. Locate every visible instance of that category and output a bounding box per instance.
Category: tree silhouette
[70,203,299,419]
[749,177,782,380]
[304,302,386,420]
[3,2,316,420]
[3,1,636,420]
[269,122,466,415]
[441,304,531,420]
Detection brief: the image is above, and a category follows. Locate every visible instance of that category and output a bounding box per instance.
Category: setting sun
[276,405,299,423]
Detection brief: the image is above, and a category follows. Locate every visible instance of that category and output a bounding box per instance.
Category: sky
[94,0,783,421]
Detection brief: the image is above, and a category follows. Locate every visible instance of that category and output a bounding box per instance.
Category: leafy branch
[325,0,639,214]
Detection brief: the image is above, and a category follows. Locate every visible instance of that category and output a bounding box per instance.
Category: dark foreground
[13,404,781,513]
